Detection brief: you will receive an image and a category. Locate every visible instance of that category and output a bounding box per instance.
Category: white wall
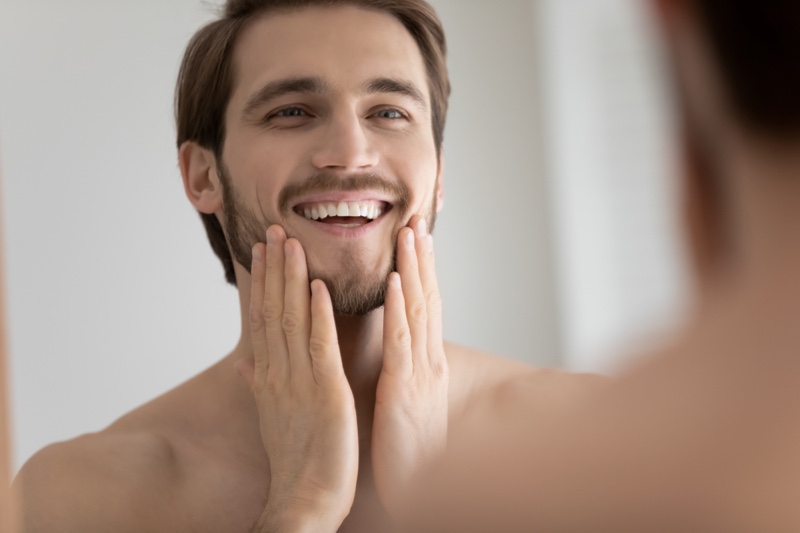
[1,0,561,472]
[538,0,689,372]
[430,0,561,368]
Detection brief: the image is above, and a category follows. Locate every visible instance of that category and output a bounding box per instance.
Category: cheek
[383,140,438,204]
[228,139,298,211]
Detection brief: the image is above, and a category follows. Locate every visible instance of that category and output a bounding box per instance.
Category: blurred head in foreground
[657,0,800,292]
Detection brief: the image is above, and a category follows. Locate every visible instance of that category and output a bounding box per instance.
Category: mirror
[0,0,682,480]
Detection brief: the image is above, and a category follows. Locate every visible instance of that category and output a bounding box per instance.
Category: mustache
[278,172,410,215]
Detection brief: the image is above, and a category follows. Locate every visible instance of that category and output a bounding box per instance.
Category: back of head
[669,1,800,289]
[694,0,800,140]
[175,0,450,285]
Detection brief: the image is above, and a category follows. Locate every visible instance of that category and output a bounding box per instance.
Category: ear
[435,154,445,212]
[179,141,223,215]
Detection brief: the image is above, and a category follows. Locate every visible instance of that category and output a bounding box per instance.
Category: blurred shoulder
[492,365,609,412]
[14,429,179,533]
[444,342,609,419]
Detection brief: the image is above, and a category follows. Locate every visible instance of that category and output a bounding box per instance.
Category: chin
[309,259,394,316]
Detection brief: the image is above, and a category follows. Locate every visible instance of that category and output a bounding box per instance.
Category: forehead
[229,5,430,108]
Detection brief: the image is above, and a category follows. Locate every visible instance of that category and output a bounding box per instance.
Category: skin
[402,0,800,530]
[12,6,601,532]
[1,155,21,533]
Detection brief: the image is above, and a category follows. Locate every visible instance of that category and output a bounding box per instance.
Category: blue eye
[376,109,404,119]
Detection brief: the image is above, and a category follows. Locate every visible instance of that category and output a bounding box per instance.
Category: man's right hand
[236,225,359,532]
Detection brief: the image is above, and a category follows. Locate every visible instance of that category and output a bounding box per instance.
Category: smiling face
[212,5,443,315]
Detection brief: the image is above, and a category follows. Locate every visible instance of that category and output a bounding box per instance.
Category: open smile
[292,194,395,234]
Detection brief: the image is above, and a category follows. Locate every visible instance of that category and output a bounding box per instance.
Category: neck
[720,132,800,284]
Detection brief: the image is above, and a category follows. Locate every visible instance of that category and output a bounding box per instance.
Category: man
[13,1,598,531]
[404,0,800,530]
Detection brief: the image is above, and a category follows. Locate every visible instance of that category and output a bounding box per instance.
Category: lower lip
[295,210,390,238]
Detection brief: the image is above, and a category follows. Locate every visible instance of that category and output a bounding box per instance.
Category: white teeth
[299,201,387,221]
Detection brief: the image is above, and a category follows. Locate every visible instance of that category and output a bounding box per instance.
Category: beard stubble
[216,161,437,316]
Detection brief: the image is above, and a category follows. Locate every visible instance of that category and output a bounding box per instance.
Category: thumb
[234,358,256,389]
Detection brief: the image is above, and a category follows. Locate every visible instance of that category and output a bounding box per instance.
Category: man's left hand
[372,216,449,516]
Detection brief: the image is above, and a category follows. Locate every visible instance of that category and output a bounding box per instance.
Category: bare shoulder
[490,365,609,414]
[14,429,179,533]
[444,342,609,422]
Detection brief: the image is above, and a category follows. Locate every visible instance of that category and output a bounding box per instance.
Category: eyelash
[266,106,408,122]
[271,106,309,119]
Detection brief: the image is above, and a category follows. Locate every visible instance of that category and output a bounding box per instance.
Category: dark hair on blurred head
[694,0,800,139]
[175,0,450,285]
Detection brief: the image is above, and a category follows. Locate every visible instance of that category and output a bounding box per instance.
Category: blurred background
[0,0,688,473]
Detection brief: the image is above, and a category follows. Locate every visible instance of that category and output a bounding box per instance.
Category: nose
[310,111,379,171]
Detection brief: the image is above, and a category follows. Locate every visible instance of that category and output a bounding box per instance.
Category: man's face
[218,5,441,315]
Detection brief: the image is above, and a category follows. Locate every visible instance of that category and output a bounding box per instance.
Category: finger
[413,218,445,368]
[283,238,312,380]
[264,225,290,382]
[382,272,413,380]
[234,358,256,389]
[397,225,427,370]
[248,242,269,382]
[308,279,345,386]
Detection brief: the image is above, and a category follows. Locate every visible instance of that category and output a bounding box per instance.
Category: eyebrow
[242,76,329,119]
[361,77,427,109]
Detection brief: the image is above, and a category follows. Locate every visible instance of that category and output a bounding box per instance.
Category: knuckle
[262,301,282,325]
[281,310,303,336]
[266,374,283,397]
[253,374,281,398]
[426,290,443,313]
[393,327,412,349]
[249,304,264,331]
[431,357,449,380]
[308,335,332,360]
[409,301,427,324]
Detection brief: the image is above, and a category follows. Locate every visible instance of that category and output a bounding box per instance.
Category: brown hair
[695,0,800,139]
[175,0,450,285]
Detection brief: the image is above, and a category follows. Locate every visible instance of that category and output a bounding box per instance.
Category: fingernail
[284,241,293,257]
[390,272,401,288]
[415,218,427,236]
[405,229,414,248]
[252,244,263,262]
[266,228,276,246]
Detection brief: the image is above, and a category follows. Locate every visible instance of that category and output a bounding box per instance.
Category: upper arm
[14,433,177,533]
